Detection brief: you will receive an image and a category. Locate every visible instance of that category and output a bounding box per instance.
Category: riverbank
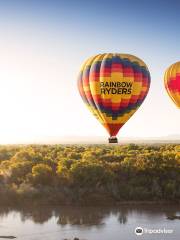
[0,188,179,207]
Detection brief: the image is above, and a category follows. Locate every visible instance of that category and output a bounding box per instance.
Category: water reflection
[56,207,107,227]
[0,204,179,227]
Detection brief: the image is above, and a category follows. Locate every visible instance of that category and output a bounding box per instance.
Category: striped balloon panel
[164,62,180,108]
[78,53,151,136]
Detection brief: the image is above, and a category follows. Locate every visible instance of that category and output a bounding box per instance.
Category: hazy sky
[0,0,180,143]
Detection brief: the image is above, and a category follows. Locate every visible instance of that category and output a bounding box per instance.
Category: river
[0,204,179,240]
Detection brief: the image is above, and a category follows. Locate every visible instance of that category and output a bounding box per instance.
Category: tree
[32,164,53,185]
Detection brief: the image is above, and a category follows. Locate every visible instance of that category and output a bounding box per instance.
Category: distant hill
[25,135,180,145]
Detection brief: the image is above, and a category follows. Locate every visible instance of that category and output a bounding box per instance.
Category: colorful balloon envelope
[77,53,151,142]
[164,61,180,108]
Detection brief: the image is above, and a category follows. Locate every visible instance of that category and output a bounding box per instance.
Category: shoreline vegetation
[0,144,179,206]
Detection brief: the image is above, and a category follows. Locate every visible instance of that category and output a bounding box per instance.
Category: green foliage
[32,164,53,185]
[0,144,179,203]
[9,161,33,184]
[69,160,114,187]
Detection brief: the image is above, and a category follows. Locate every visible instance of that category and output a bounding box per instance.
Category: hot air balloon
[77,53,151,143]
[164,61,180,108]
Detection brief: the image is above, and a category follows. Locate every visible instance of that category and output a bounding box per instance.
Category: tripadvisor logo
[134,226,174,236]
[100,81,132,95]
[135,227,143,236]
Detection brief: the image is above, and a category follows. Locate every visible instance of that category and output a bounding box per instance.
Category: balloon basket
[108,137,118,144]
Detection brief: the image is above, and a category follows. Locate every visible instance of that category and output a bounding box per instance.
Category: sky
[0,0,180,143]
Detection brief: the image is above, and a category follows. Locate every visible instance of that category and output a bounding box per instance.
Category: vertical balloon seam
[106,53,119,135]
[90,54,108,123]
[82,54,105,123]
[82,55,98,106]
[109,54,125,135]
[101,53,119,135]
[78,55,104,124]
[90,53,112,134]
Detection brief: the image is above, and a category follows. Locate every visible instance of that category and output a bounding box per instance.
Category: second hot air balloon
[78,53,151,143]
[164,61,180,108]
